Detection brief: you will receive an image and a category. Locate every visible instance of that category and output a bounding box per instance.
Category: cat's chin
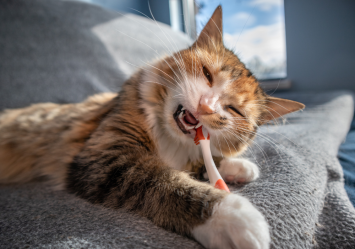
[173,104,200,139]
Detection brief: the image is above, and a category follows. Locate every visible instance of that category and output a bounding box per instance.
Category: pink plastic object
[194,126,230,192]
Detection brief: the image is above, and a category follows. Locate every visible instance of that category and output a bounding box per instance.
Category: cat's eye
[202,66,212,84]
[227,105,244,117]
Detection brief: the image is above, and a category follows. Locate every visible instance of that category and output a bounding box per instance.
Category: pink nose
[198,94,218,115]
[199,103,215,114]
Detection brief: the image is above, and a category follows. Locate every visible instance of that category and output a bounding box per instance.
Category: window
[196,0,287,80]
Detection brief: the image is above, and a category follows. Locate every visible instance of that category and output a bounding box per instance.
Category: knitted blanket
[1,1,355,248]
[1,91,354,248]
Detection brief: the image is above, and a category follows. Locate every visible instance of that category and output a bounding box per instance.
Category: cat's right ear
[193,5,223,46]
[258,96,305,125]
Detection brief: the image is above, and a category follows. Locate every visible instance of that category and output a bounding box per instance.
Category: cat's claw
[219,158,260,184]
[192,194,270,249]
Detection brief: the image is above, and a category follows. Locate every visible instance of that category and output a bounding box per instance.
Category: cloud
[249,0,283,11]
[228,12,256,27]
[224,22,286,65]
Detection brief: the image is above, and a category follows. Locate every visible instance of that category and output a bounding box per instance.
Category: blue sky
[196,0,284,33]
[195,0,286,79]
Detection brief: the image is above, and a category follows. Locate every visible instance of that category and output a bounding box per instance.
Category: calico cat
[0,6,304,249]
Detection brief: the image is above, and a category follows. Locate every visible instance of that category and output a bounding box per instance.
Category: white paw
[192,194,270,249]
[219,158,259,184]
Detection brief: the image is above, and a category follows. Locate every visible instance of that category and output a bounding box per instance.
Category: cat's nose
[199,103,215,114]
[199,94,218,115]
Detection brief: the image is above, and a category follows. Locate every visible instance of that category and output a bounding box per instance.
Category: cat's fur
[0,7,304,249]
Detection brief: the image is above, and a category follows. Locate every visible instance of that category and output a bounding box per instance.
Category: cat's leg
[67,140,269,249]
[218,158,260,183]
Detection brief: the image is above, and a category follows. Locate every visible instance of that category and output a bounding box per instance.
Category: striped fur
[65,71,228,235]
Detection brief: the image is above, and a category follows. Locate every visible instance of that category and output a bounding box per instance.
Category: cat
[0,6,304,249]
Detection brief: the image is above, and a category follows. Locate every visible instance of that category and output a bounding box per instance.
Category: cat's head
[141,6,304,157]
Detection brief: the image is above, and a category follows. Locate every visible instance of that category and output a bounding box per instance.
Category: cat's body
[0,92,117,187]
[0,7,304,249]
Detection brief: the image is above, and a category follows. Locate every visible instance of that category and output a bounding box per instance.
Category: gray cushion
[0,0,191,110]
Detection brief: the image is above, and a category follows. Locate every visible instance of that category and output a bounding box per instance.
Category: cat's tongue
[184,110,199,125]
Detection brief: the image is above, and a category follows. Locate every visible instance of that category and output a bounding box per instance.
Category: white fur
[218,158,260,183]
[192,194,270,249]
[140,69,204,170]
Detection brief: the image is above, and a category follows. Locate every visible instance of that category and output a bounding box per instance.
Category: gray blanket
[1,91,354,249]
[1,1,355,248]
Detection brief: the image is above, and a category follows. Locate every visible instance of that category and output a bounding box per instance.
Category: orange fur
[0,93,117,188]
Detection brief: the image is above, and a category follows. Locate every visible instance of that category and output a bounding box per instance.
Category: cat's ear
[194,5,223,46]
[259,96,305,125]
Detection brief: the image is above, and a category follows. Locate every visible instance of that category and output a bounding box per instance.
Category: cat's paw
[219,158,259,184]
[192,194,270,249]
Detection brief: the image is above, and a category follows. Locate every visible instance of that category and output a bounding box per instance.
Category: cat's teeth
[179,112,183,118]
[195,122,202,128]
[181,106,186,111]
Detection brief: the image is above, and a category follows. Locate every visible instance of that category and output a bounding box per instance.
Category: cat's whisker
[223,127,255,153]
[142,60,184,91]
[220,129,239,153]
[214,131,225,158]
[144,81,182,95]
[224,128,261,164]
[237,127,286,158]
[243,102,287,126]
[227,107,300,148]
[125,60,183,91]
[228,133,259,165]
[223,127,265,164]
[225,110,271,158]
[218,130,233,156]
[248,99,295,113]
[255,121,300,147]
[133,5,189,82]
[229,126,283,159]
[114,28,185,86]
[116,26,187,86]
[117,32,185,89]
[116,30,159,55]
[126,8,177,53]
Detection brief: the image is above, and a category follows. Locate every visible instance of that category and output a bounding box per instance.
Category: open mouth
[173,104,202,134]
